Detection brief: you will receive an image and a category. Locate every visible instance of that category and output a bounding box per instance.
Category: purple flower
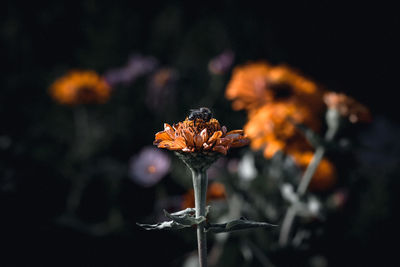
[129,146,170,187]
[104,54,158,87]
[146,68,178,112]
[208,50,235,75]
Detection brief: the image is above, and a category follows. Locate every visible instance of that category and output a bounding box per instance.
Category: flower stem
[279,120,338,246]
[191,169,208,267]
[296,146,326,196]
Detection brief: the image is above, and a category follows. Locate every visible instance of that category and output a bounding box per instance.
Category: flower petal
[194,134,204,150]
[182,129,194,147]
[213,145,228,155]
[200,128,208,143]
[216,137,234,147]
[155,131,173,142]
[221,126,228,136]
[207,130,222,145]
[230,137,250,148]
[174,136,187,149]
[164,123,175,139]
[158,140,184,151]
[225,129,244,136]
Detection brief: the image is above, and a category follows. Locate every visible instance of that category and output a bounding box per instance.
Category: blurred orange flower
[225,62,324,113]
[293,152,337,192]
[49,70,111,105]
[153,118,249,155]
[182,182,227,209]
[324,92,372,123]
[244,102,320,158]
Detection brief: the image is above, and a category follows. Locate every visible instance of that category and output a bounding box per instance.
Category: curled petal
[182,129,195,147]
[155,131,173,142]
[213,145,228,155]
[194,135,204,149]
[230,137,250,148]
[164,123,175,139]
[225,133,241,140]
[158,140,185,150]
[203,143,213,151]
[200,128,208,143]
[221,126,228,136]
[225,129,244,136]
[174,136,187,149]
[216,137,234,147]
[207,131,222,145]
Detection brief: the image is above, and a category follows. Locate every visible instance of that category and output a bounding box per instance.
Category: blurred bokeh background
[1,1,399,266]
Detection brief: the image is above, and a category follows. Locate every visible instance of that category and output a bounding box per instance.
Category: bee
[188,107,213,125]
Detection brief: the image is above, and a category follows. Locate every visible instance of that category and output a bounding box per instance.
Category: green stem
[191,169,208,267]
[296,146,325,196]
[279,122,338,246]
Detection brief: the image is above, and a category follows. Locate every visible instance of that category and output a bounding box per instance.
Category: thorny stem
[191,169,208,267]
[279,119,338,246]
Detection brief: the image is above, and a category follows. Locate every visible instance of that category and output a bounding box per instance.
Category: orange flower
[153,118,249,155]
[324,92,372,123]
[293,152,337,192]
[49,70,111,105]
[225,62,324,113]
[244,101,320,158]
[182,182,227,209]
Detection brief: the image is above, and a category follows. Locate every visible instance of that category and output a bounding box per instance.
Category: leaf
[136,221,189,230]
[164,209,206,226]
[205,217,277,233]
[137,206,212,231]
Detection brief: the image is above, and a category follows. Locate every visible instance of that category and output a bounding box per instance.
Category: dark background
[1,1,399,266]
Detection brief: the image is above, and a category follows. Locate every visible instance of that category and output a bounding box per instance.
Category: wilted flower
[244,102,319,158]
[153,118,249,156]
[208,50,235,75]
[226,62,324,112]
[324,92,372,123]
[146,68,178,111]
[293,152,337,192]
[104,54,158,87]
[49,70,111,105]
[129,146,171,187]
[182,182,227,209]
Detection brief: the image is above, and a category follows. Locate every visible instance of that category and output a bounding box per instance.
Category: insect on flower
[188,107,213,126]
[153,108,249,156]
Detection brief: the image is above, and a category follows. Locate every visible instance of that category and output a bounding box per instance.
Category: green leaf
[136,221,189,230]
[137,206,211,231]
[205,217,277,233]
[164,209,206,226]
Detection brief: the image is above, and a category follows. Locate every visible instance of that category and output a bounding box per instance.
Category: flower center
[147,165,157,174]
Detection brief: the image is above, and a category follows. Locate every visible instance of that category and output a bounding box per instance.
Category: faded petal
[182,129,195,147]
[164,123,175,139]
[231,137,250,148]
[174,136,187,149]
[213,145,228,155]
[207,131,223,145]
[221,126,228,135]
[194,134,204,149]
[225,129,244,136]
[200,128,208,143]
[216,137,234,147]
